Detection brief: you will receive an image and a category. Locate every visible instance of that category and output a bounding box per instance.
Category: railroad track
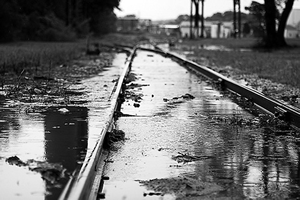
[59,44,300,200]
[143,45,300,129]
[58,47,137,200]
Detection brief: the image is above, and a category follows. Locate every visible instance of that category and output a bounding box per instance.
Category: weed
[179,39,300,89]
[103,129,125,150]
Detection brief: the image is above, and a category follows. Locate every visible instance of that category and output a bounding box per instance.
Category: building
[286,9,300,38]
[159,24,181,37]
[285,25,299,38]
[117,16,139,32]
[139,19,152,32]
[287,9,300,27]
[179,20,232,38]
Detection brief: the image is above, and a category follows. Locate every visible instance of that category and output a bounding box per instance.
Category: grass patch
[0,35,121,102]
[179,38,300,88]
[0,42,85,78]
[0,33,147,79]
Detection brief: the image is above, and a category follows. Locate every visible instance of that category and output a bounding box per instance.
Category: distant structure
[285,25,298,38]
[117,15,139,32]
[180,20,232,38]
[139,19,152,32]
[287,9,300,27]
[116,9,300,39]
[159,24,181,37]
[285,9,300,38]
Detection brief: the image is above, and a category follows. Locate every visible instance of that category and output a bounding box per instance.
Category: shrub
[37,13,77,41]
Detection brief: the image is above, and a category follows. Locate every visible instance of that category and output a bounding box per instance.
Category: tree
[245,1,266,37]
[264,0,295,47]
[243,22,251,36]
[276,0,295,46]
[175,14,190,24]
[246,0,295,47]
[0,0,24,41]
[206,11,248,22]
[0,0,121,42]
[82,0,120,35]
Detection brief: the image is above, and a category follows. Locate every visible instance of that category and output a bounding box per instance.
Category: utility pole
[66,0,70,26]
[200,0,204,38]
[238,0,241,38]
[190,0,193,39]
[233,0,237,38]
[233,0,241,38]
[192,0,200,38]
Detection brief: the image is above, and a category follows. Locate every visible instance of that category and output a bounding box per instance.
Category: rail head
[58,47,138,200]
[149,45,300,129]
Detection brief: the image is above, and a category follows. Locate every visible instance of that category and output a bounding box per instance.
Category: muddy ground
[171,44,300,111]
[1,36,300,199]
[2,36,299,112]
[206,62,300,109]
[0,48,119,106]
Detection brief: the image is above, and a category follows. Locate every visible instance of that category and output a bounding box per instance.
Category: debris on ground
[103,129,125,149]
[138,176,225,199]
[5,156,26,166]
[0,49,116,106]
[133,102,140,107]
[200,61,300,110]
[58,107,70,113]
[143,192,163,196]
[124,72,149,107]
[5,156,66,184]
[163,93,195,103]
[172,152,213,164]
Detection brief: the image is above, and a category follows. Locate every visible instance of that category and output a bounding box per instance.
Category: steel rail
[58,47,138,200]
[59,45,300,200]
[139,46,300,129]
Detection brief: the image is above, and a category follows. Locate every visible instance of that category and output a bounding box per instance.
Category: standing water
[0,53,127,200]
[102,51,300,200]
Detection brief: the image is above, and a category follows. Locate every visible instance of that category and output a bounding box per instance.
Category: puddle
[102,51,300,200]
[0,106,88,199]
[0,53,127,199]
[158,43,251,52]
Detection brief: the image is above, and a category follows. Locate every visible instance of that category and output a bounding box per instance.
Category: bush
[0,1,24,42]
[39,28,76,42]
[37,13,77,41]
[74,19,91,38]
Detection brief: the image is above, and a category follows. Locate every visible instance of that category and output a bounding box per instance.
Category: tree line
[0,0,120,42]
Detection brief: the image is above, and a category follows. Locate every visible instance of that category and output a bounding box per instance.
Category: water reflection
[192,124,300,199]
[44,106,88,200]
[0,99,20,153]
[106,51,300,199]
[0,104,88,200]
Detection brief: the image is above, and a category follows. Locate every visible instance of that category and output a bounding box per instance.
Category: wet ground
[102,50,300,199]
[0,53,127,200]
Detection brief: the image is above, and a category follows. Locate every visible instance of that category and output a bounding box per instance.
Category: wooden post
[200,0,204,38]
[238,0,241,38]
[190,0,193,39]
[193,0,200,38]
[233,0,237,38]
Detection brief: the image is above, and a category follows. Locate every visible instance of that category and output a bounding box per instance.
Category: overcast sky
[115,0,300,20]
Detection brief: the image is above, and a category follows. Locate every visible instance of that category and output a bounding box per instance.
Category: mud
[103,129,126,149]
[180,49,300,110]
[6,156,66,185]
[0,51,115,105]
[0,51,127,199]
[139,176,225,199]
[102,50,300,200]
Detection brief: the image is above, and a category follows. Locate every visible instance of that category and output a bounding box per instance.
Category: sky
[115,0,300,20]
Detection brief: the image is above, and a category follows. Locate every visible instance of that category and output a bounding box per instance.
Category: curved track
[59,45,300,200]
